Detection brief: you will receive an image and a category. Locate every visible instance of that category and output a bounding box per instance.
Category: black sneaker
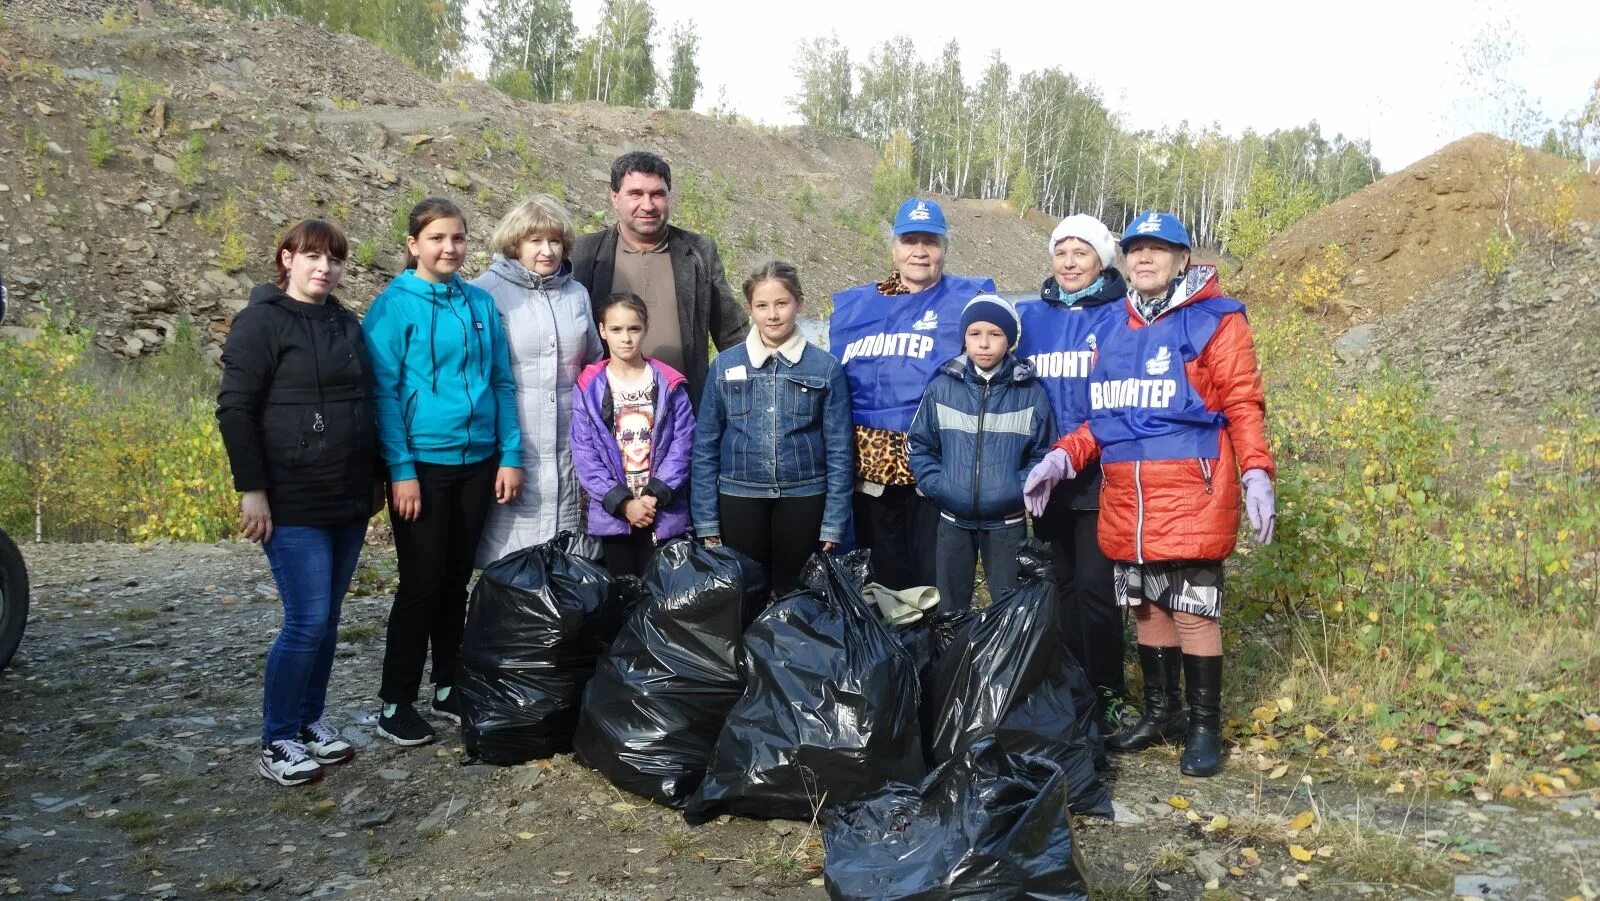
[430,689,464,725]
[300,719,356,765]
[376,703,436,746]
[258,739,324,786]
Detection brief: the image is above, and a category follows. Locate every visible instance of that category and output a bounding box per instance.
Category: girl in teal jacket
[362,197,523,748]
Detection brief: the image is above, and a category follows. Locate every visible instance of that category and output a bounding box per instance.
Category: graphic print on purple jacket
[571,358,694,539]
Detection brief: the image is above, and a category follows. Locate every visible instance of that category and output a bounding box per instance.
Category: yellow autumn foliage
[0,313,235,542]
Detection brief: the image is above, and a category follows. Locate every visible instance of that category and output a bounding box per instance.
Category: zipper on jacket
[1134,460,1146,564]
[1199,457,1214,495]
[442,284,473,465]
[971,379,992,522]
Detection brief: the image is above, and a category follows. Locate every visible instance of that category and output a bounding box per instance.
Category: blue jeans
[261,521,367,744]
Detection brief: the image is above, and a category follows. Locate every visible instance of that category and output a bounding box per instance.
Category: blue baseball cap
[1121,211,1191,250]
[893,198,948,236]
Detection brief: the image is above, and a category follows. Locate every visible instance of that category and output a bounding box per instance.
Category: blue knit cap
[958,294,1020,350]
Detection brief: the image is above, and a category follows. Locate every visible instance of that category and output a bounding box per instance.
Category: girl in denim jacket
[691,261,853,595]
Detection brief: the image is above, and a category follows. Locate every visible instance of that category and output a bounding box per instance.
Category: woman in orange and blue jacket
[1026,211,1276,777]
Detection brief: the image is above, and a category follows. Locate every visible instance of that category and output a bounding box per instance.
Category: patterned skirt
[1113,561,1224,619]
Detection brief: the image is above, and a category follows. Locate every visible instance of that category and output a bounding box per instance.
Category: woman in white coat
[473,194,604,564]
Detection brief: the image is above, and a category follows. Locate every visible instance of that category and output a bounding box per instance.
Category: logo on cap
[909,201,931,222]
[1136,212,1164,235]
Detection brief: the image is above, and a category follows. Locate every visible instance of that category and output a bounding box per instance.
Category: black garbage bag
[458,532,639,765]
[925,541,1112,817]
[573,540,769,807]
[821,737,1090,900]
[684,552,924,823]
[891,609,976,767]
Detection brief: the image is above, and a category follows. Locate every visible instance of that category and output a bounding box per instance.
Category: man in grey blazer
[572,151,748,406]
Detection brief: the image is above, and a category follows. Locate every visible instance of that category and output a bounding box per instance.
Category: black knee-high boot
[1179,654,1224,776]
[1106,645,1186,752]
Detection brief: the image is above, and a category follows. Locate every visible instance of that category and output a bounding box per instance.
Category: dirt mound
[1335,222,1600,437]
[1240,134,1600,321]
[0,1,1048,363]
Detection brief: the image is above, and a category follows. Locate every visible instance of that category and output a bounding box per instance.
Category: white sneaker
[299,720,356,765]
[258,739,324,786]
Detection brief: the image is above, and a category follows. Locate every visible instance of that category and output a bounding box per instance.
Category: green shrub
[87,124,117,166]
[0,313,234,542]
[1226,272,1600,794]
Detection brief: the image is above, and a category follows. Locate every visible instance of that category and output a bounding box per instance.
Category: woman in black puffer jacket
[217,219,379,787]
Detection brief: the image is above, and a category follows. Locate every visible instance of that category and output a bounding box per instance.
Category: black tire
[0,527,28,673]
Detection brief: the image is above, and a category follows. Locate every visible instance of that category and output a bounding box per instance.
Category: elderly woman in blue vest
[471,194,604,566]
[1033,212,1277,777]
[1017,214,1131,733]
[828,199,996,590]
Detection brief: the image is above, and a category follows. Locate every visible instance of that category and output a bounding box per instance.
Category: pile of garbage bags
[573,540,768,807]
[685,552,925,822]
[458,533,1106,894]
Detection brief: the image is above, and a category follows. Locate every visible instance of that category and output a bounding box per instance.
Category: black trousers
[852,485,940,590]
[379,458,496,705]
[719,492,826,597]
[601,528,657,579]
[935,519,1026,613]
[1038,504,1125,708]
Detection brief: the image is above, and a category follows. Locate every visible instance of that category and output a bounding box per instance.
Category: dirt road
[2,541,1596,899]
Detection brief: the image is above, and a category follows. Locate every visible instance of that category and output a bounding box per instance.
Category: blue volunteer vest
[1087,296,1245,463]
[828,274,994,432]
[1015,298,1122,436]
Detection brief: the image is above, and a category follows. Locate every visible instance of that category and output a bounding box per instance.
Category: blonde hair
[489,194,576,260]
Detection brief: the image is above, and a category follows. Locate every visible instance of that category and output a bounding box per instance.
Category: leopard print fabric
[853,271,916,486]
[854,424,916,486]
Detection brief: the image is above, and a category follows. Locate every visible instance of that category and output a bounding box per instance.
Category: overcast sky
[553,0,1599,172]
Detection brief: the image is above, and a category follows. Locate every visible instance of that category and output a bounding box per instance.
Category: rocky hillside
[1237,134,1600,431]
[0,0,1049,363]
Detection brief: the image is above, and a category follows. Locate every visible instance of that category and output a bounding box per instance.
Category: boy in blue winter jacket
[908,294,1055,612]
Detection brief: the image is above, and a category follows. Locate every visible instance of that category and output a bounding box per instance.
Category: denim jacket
[691,332,854,543]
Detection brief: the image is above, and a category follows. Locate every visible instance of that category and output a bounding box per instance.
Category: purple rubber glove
[1241,468,1276,544]
[1024,449,1076,518]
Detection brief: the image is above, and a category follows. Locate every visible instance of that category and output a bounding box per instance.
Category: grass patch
[110,807,162,831]
[126,847,170,874]
[661,827,699,856]
[1319,812,1451,892]
[118,606,159,622]
[131,665,169,683]
[202,874,253,894]
[338,621,381,643]
[144,772,198,800]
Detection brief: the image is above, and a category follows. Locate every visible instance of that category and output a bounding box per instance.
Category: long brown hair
[403,197,467,270]
[273,219,349,288]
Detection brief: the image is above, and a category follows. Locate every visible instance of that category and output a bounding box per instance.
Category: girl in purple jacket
[571,293,694,577]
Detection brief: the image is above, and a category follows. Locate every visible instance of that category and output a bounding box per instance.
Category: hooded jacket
[1015,267,1129,511]
[471,256,603,566]
[907,354,1056,530]
[570,359,694,540]
[361,269,521,482]
[1054,266,1275,563]
[216,284,378,526]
